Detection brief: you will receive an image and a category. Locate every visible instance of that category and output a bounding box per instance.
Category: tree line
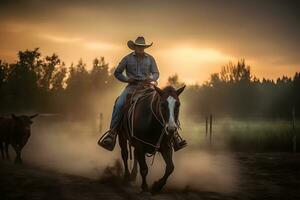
[0,48,121,117]
[0,48,299,119]
[171,60,300,120]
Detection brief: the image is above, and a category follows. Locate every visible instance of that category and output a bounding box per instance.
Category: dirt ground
[0,153,300,200]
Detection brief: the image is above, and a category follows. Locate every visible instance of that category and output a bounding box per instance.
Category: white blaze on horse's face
[166,96,177,132]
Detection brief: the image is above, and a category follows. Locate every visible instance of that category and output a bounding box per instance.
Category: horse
[0,114,38,164]
[117,82,186,193]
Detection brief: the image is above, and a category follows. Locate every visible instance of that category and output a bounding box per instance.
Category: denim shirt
[114,52,159,83]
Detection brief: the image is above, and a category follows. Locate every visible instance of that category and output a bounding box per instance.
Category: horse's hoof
[122,176,131,184]
[140,191,151,196]
[151,181,163,194]
[140,186,151,196]
[141,184,149,193]
[129,174,137,182]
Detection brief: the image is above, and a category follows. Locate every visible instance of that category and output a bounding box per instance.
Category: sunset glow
[0,0,299,85]
[156,47,235,84]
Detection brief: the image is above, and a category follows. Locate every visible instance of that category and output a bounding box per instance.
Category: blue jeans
[109,84,137,129]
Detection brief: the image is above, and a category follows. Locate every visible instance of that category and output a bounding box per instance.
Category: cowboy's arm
[149,56,159,81]
[114,57,130,83]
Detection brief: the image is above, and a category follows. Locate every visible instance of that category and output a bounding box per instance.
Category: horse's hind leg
[130,156,138,182]
[118,133,130,182]
[135,148,148,192]
[152,147,174,193]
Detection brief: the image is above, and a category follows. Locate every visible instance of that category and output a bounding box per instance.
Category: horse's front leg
[118,133,130,182]
[152,146,174,193]
[135,148,149,192]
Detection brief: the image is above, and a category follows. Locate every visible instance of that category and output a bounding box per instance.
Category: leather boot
[173,131,187,151]
[98,129,118,151]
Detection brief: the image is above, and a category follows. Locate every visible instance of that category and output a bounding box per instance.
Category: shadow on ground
[0,153,300,200]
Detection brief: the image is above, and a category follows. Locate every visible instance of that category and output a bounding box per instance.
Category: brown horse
[117,83,185,193]
[0,114,38,164]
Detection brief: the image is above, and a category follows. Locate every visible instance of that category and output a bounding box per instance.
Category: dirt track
[0,153,300,200]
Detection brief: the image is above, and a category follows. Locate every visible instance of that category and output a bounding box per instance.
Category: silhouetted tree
[167,74,185,88]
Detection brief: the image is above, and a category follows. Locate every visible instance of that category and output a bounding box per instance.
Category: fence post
[292,107,296,153]
[99,113,103,133]
[209,114,213,144]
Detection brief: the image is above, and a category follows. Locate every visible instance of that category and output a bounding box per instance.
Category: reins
[127,84,169,165]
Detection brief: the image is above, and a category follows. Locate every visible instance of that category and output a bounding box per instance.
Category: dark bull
[0,114,38,164]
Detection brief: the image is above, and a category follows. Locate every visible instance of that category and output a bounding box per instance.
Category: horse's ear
[154,85,164,96]
[176,85,186,96]
[30,114,39,119]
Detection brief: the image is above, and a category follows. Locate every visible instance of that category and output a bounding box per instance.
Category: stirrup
[173,140,187,152]
[173,132,187,152]
[98,130,117,151]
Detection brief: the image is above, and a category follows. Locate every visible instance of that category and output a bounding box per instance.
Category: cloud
[38,34,83,43]
[85,42,121,51]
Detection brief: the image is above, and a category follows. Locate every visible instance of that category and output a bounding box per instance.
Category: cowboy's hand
[145,76,153,83]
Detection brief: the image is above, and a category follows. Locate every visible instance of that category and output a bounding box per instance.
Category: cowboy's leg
[109,85,135,129]
[99,85,135,151]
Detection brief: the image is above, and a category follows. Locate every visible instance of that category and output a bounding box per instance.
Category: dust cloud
[20,114,240,194]
[23,117,119,178]
[148,150,239,194]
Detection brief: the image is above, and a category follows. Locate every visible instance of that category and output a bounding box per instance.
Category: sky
[0,0,299,85]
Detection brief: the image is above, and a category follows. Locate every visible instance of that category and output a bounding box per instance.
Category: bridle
[126,81,181,163]
[129,81,181,139]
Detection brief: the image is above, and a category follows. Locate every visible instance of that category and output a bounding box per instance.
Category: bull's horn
[30,114,39,119]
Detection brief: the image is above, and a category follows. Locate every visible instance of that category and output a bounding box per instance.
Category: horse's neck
[150,92,164,125]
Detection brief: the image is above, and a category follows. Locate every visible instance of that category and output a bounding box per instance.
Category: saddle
[118,82,159,147]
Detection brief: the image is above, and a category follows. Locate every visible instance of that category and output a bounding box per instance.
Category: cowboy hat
[127,36,153,50]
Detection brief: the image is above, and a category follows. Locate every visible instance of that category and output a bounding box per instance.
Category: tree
[220,59,251,83]
[167,74,185,88]
[90,57,110,90]
[51,62,67,91]
[0,60,9,87]
[39,54,61,90]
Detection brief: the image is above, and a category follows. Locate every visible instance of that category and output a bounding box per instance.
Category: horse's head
[153,85,186,133]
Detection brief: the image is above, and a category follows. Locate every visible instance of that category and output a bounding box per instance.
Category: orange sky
[0,0,299,85]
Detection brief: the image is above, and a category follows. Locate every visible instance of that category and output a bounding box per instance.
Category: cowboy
[98,36,187,151]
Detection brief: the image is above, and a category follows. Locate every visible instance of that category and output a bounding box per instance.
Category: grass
[181,118,300,152]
